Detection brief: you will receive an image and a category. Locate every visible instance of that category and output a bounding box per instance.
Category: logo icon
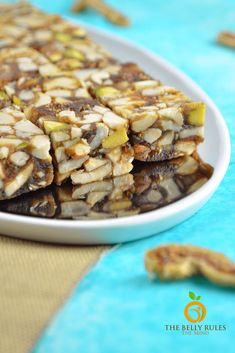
[184,291,206,323]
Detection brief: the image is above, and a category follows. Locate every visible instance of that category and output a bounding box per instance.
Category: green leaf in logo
[196,296,201,300]
[189,291,196,300]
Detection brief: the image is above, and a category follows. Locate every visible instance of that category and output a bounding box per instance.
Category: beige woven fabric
[0,235,109,353]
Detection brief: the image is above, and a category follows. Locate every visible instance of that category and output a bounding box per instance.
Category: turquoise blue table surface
[3,0,235,352]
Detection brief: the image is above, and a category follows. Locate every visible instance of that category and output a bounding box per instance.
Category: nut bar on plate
[0,106,53,200]
[0,186,56,218]
[0,2,115,70]
[56,173,138,219]
[29,98,134,185]
[132,153,213,213]
[36,23,116,71]
[0,152,213,217]
[0,47,90,107]
[57,153,213,219]
[84,63,205,162]
[0,2,61,50]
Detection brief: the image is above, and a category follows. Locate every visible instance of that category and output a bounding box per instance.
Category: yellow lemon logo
[184,292,206,323]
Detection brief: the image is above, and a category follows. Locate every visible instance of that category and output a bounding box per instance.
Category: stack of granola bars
[0,2,206,205]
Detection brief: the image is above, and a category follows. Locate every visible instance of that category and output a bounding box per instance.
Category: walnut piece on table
[145,244,235,287]
[217,31,235,49]
[72,0,130,27]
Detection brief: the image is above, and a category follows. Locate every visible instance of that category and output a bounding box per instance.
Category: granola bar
[29,98,134,185]
[0,105,53,200]
[84,63,205,161]
[0,47,90,107]
[0,46,133,187]
[145,244,235,287]
[0,2,61,49]
[0,2,115,69]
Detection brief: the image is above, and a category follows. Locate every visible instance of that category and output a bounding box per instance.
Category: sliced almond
[93,105,109,114]
[87,191,109,207]
[71,161,112,184]
[187,177,208,194]
[157,131,174,146]
[5,162,33,197]
[60,201,90,218]
[134,80,159,89]
[158,107,183,126]
[15,120,43,136]
[72,180,112,199]
[31,135,51,160]
[84,158,107,172]
[0,146,9,159]
[0,112,16,125]
[51,131,70,143]
[58,156,88,174]
[82,113,102,124]
[10,151,29,166]
[34,93,52,108]
[106,146,121,163]
[71,127,82,139]
[75,88,90,98]
[0,138,23,147]
[174,140,196,155]
[131,114,157,133]
[159,178,181,202]
[142,86,176,96]
[102,111,127,129]
[176,156,199,175]
[0,125,13,134]
[46,89,72,97]
[18,61,37,72]
[106,200,132,212]
[65,141,91,160]
[44,77,78,90]
[141,128,162,144]
[18,90,35,101]
[146,189,162,203]
[179,127,204,139]
[113,161,133,176]
[90,123,109,150]
[58,110,77,124]
[39,63,60,77]
[55,146,67,163]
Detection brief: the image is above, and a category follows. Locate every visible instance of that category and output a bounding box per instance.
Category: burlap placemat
[0,235,109,353]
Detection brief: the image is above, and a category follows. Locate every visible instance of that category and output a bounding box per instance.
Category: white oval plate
[0,24,230,244]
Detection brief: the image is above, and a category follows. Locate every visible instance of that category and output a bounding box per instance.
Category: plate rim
[0,23,231,231]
